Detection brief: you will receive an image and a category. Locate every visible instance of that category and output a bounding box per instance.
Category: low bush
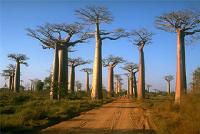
[0,90,113,133]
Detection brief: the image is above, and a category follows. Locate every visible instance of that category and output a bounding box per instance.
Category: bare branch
[121,62,138,73]
[75,6,113,24]
[68,57,91,67]
[102,55,125,67]
[129,28,153,48]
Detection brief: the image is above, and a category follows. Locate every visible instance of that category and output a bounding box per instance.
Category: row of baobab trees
[2,6,200,104]
[1,53,173,97]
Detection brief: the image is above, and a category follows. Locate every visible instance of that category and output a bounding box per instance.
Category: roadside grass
[138,92,200,134]
[0,89,113,134]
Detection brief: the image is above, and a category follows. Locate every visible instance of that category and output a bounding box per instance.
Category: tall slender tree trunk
[138,48,145,99]
[14,61,20,92]
[9,76,12,90]
[11,73,15,91]
[108,65,114,97]
[133,72,137,98]
[91,23,102,99]
[167,81,171,95]
[50,44,59,100]
[69,65,75,93]
[129,72,133,97]
[127,76,130,96]
[175,29,186,104]
[86,72,90,93]
[58,45,68,98]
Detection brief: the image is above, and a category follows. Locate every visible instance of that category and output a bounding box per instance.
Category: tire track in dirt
[40,98,156,134]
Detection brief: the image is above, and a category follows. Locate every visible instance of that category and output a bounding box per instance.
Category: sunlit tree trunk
[167,81,171,95]
[69,65,75,93]
[58,45,68,98]
[138,48,145,99]
[14,61,20,92]
[50,45,59,100]
[127,76,130,96]
[108,65,114,97]
[86,72,90,93]
[129,72,133,97]
[133,72,137,98]
[175,29,186,104]
[91,22,103,99]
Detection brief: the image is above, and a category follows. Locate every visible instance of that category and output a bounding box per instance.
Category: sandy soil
[40,98,156,134]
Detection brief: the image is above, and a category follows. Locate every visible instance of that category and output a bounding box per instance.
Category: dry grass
[142,93,200,134]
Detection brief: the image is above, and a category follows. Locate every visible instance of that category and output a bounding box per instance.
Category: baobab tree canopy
[165,75,174,82]
[129,28,153,47]
[75,6,113,24]
[103,55,125,67]
[155,10,200,33]
[68,57,91,67]
[8,54,29,66]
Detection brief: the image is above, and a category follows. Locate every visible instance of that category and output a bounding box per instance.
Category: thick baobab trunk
[58,45,68,98]
[133,72,137,98]
[175,29,186,104]
[69,65,75,93]
[167,81,171,95]
[129,72,133,97]
[108,65,114,97]
[9,76,12,90]
[86,72,90,93]
[14,61,20,92]
[91,23,103,99]
[50,45,59,100]
[138,48,145,99]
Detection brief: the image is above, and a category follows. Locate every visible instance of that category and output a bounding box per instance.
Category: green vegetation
[0,90,113,133]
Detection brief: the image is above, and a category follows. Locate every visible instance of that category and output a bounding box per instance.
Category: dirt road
[41,98,156,134]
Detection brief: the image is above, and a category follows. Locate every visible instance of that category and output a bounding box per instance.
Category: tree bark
[175,29,186,104]
[69,65,75,93]
[127,76,130,96]
[138,48,145,99]
[129,72,133,97]
[108,65,114,97]
[11,73,15,91]
[86,72,90,93]
[50,44,59,100]
[9,76,12,90]
[58,45,68,98]
[167,81,170,95]
[133,72,137,98]
[91,22,103,99]
[14,61,20,92]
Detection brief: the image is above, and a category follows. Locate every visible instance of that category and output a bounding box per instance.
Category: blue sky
[0,0,200,91]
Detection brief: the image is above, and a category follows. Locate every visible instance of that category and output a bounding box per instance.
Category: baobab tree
[129,29,153,99]
[146,84,152,93]
[123,73,130,96]
[81,68,93,93]
[155,10,200,104]
[1,64,15,90]
[27,23,90,99]
[8,53,28,92]
[164,75,174,95]
[114,74,122,94]
[76,6,128,99]
[68,58,90,93]
[102,55,124,97]
[122,63,138,97]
